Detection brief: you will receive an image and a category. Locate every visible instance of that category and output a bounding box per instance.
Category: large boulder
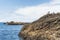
[19,13,60,40]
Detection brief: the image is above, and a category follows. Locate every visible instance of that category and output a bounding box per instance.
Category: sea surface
[0,22,23,40]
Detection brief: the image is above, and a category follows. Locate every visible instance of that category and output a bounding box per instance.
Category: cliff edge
[19,13,60,40]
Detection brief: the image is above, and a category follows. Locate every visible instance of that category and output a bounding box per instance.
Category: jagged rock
[19,13,60,40]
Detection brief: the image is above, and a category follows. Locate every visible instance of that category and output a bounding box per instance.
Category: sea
[0,22,23,40]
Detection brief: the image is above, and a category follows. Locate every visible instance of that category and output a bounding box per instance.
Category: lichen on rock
[18,13,60,40]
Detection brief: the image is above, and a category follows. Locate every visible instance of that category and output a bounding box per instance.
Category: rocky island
[4,21,30,25]
[19,13,60,40]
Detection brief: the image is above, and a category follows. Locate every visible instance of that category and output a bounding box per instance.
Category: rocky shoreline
[18,13,60,40]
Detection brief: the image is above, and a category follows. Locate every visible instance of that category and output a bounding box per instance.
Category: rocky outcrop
[19,13,60,40]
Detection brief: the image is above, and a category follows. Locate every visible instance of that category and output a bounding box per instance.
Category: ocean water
[0,22,23,40]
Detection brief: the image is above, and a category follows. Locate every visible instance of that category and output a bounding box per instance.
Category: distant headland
[4,21,30,25]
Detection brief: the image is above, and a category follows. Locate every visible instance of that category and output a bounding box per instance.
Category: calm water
[0,22,23,40]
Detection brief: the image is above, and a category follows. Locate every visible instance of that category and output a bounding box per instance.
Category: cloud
[50,0,60,5]
[52,0,60,3]
[15,0,60,22]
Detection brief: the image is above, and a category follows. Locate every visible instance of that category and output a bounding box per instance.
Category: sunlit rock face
[19,13,60,40]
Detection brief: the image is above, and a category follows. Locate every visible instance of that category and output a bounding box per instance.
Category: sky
[0,0,60,22]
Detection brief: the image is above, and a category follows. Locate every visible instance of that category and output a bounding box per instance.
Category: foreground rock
[19,13,60,40]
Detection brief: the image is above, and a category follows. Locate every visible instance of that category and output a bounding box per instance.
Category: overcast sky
[0,0,60,22]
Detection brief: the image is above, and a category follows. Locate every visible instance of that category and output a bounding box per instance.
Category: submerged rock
[19,13,60,40]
